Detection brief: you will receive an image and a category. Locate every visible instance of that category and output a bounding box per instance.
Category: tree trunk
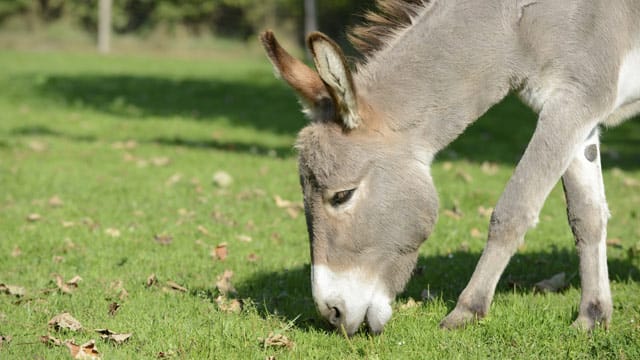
[98,0,112,54]
[304,0,318,59]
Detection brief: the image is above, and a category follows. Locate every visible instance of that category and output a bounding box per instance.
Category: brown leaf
[456,169,473,183]
[274,195,304,219]
[166,173,183,186]
[95,329,132,344]
[166,281,187,293]
[216,270,236,295]
[480,161,499,175]
[470,228,483,238]
[0,283,25,297]
[48,312,83,332]
[212,243,228,261]
[109,280,128,301]
[146,273,158,288]
[48,195,64,207]
[442,161,453,171]
[215,295,243,313]
[196,225,209,235]
[105,228,121,238]
[261,332,294,349]
[53,274,82,294]
[606,238,623,248]
[443,209,462,220]
[154,234,173,245]
[151,157,171,167]
[108,302,120,316]
[534,272,568,294]
[399,297,422,310]
[212,171,233,188]
[0,334,12,348]
[65,339,101,359]
[40,334,63,347]
[236,234,252,243]
[27,213,42,222]
[477,206,493,218]
[247,253,260,262]
[111,140,137,150]
[11,246,21,257]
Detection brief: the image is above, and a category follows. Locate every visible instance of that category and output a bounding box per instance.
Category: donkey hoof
[439,307,478,330]
[571,315,610,331]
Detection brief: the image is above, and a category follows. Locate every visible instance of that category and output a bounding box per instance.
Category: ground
[0,46,639,359]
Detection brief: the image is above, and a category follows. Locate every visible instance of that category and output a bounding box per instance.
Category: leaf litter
[53,274,82,294]
[65,339,101,359]
[0,283,25,297]
[94,329,132,344]
[533,272,569,294]
[48,312,83,332]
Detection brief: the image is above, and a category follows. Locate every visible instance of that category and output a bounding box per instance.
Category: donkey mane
[348,0,431,58]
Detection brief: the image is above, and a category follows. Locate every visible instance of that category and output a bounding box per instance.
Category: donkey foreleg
[440,98,605,329]
[562,129,612,330]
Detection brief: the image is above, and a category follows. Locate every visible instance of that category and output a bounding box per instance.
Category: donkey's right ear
[260,31,331,119]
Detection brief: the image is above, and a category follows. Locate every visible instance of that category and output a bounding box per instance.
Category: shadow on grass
[234,249,640,332]
[32,73,640,168]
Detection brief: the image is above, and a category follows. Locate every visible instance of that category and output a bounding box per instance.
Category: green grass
[0,47,639,359]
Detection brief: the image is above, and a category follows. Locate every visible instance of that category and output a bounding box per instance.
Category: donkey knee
[566,200,608,246]
[487,207,537,250]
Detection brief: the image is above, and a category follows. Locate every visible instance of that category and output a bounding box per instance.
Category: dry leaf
[216,270,236,295]
[151,157,171,167]
[11,246,22,257]
[66,339,101,359]
[261,332,294,349]
[480,162,499,175]
[443,209,462,220]
[146,274,158,288]
[166,281,187,293]
[477,206,493,218]
[215,296,243,313]
[53,274,82,294]
[95,329,132,344]
[212,171,233,188]
[105,228,121,238]
[236,234,252,243]
[534,272,568,294]
[274,195,304,219]
[40,334,63,347]
[456,169,473,183]
[458,241,470,252]
[108,302,120,316]
[166,173,183,186]
[212,243,228,261]
[442,161,453,171]
[0,283,25,297]
[470,228,483,238]
[606,238,623,248]
[62,221,76,228]
[400,297,422,310]
[48,195,64,207]
[197,225,209,235]
[154,234,173,245]
[27,139,48,152]
[111,140,137,150]
[48,312,83,332]
[247,253,260,262]
[27,213,42,222]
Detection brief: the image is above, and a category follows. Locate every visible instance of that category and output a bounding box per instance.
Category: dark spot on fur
[584,144,597,162]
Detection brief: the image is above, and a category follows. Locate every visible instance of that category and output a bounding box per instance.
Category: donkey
[261,0,640,335]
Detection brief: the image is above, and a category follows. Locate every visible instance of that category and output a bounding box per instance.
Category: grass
[0,43,639,359]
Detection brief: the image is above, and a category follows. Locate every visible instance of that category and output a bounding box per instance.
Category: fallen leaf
[48,312,83,332]
[197,225,209,235]
[95,329,132,344]
[236,234,252,243]
[157,350,177,358]
[458,241,470,252]
[477,206,493,218]
[154,234,173,245]
[285,208,300,219]
[27,213,42,222]
[62,221,76,228]
[443,209,462,220]
[108,302,120,316]
[111,140,137,150]
[0,334,12,348]
[215,296,243,313]
[27,139,48,152]
[109,281,128,301]
[151,157,171,167]
[105,228,121,238]
[456,169,473,183]
[166,281,187,293]
[247,253,260,262]
[11,246,22,257]
[606,238,623,248]
[166,173,183,186]
[65,339,101,359]
[470,228,483,238]
[212,171,233,188]
[261,332,294,349]
[53,274,82,294]
[212,243,228,261]
[480,162,499,175]
[40,334,63,347]
[146,274,158,288]
[48,195,64,207]
[274,195,304,219]
[216,270,236,295]
[0,283,25,297]
[534,272,568,294]
[400,297,422,310]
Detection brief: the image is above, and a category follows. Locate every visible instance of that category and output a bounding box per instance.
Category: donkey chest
[615,45,640,109]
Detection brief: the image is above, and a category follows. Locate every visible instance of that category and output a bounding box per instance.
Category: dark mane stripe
[348,0,429,57]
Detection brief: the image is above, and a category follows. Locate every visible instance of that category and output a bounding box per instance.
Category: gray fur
[261,0,640,333]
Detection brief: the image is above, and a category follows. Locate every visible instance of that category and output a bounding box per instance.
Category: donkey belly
[615,46,640,109]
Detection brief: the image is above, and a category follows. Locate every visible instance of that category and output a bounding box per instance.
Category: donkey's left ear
[307,32,361,129]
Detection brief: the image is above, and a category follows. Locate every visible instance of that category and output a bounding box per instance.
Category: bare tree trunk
[98,0,112,54]
[304,0,318,59]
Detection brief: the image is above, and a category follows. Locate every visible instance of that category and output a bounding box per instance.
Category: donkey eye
[330,189,356,207]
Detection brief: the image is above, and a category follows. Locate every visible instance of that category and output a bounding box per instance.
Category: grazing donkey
[261,0,640,335]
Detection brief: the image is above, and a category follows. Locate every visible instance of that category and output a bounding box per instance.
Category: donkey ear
[260,31,331,118]
[307,32,360,129]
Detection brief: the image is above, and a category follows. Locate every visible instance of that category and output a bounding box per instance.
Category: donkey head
[261,31,438,335]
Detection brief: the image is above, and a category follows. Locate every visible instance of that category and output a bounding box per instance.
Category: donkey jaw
[311,264,393,336]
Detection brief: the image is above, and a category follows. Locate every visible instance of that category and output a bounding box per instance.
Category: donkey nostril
[328,306,342,326]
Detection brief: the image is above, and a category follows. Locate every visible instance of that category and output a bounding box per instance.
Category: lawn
[0,46,639,359]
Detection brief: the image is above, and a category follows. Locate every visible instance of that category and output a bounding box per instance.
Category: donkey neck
[355,0,518,154]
